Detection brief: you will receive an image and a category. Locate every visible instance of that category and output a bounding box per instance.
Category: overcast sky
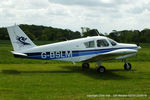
[0,0,150,33]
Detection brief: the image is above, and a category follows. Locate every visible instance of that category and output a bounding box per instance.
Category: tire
[97,66,106,73]
[82,63,89,70]
[124,63,131,70]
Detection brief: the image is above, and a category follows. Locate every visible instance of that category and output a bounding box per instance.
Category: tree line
[0,24,81,41]
[0,24,150,43]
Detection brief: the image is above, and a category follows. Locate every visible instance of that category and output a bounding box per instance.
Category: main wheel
[124,63,131,70]
[97,66,106,73]
[82,63,89,70]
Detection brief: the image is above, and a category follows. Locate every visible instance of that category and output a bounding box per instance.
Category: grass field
[0,40,150,100]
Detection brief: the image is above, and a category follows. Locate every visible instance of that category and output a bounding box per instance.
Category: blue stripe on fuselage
[25,47,137,60]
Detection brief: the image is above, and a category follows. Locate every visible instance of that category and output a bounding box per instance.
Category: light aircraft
[7,25,141,73]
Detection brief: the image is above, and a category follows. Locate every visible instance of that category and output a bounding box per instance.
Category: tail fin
[7,25,36,52]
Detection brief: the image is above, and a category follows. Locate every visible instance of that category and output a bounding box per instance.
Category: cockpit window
[108,39,117,46]
[84,41,95,48]
[97,39,109,47]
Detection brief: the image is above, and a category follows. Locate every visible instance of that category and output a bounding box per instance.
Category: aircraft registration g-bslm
[7,25,141,73]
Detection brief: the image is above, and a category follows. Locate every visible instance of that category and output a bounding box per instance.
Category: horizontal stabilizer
[11,51,27,56]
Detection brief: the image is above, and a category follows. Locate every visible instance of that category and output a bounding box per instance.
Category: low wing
[82,49,137,62]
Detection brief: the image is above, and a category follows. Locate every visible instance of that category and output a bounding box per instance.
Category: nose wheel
[124,63,132,70]
[123,59,132,71]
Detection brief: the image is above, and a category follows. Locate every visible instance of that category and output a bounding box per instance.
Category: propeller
[137,30,140,46]
[136,30,142,50]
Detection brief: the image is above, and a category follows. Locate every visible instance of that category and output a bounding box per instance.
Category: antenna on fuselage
[94,29,104,36]
[94,29,100,36]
